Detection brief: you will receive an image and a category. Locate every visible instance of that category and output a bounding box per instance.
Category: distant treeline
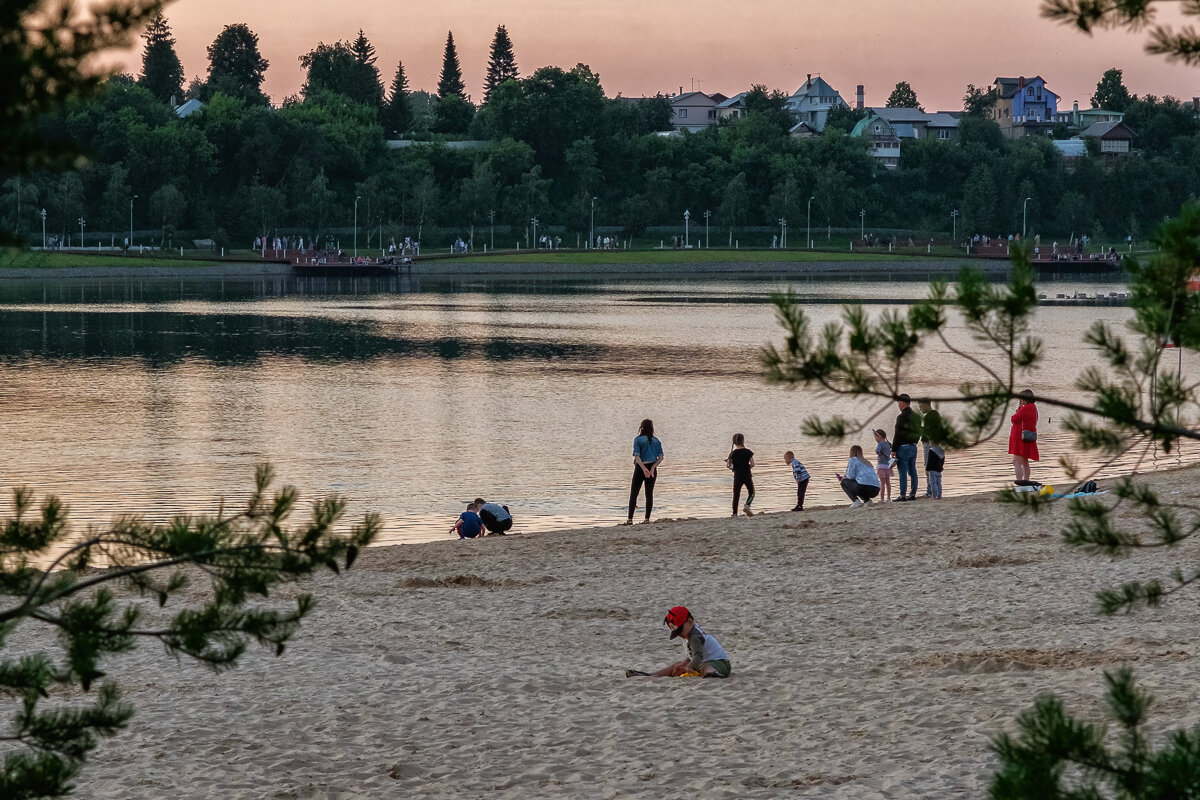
[2,18,1199,249]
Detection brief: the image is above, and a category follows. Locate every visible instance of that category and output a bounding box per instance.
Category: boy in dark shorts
[626,606,731,678]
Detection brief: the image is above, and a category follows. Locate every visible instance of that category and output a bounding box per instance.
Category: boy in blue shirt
[784,450,810,511]
[451,503,484,539]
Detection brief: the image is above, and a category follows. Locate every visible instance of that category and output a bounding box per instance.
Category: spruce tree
[344,30,384,107]
[437,31,466,100]
[138,13,184,105]
[384,60,413,135]
[483,24,519,103]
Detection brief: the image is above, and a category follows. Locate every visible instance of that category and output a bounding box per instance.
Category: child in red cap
[626,606,731,678]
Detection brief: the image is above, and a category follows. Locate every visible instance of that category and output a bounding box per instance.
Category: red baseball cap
[664,606,691,638]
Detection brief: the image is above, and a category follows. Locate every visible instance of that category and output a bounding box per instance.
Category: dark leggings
[733,474,755,513]
[628,467,656,520]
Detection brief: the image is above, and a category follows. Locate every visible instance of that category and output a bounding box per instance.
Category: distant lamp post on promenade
[859,209,865,241]
[353,195,362,256]
[951,209,959,243]
[807,196,815,249]
[778,217,787,249]
[683,209,690,247]
[489,209,495,251]
[129,194,138,249]
[531,216,538,248]
[77,216,85,248]
[703,210,711,249]
[40,208,46,249]
[589,196,597,249]
[1022,196,1032,238]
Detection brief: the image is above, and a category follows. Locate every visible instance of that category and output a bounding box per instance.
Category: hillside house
[1080,121,1136,155]
[989,76,1060,137]
[851,114,901,168]
[786,75,847,132]
[668,91,724,132]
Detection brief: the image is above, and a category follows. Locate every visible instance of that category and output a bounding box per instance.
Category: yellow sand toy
[1038,485,1055,496]
[677,671,701,677]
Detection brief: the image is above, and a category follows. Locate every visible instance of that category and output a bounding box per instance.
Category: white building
[785,75,847,132]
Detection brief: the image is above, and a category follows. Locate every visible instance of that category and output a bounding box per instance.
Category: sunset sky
[118,0,1200,110]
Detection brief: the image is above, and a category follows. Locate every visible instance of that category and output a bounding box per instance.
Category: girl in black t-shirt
[725,433,756,517]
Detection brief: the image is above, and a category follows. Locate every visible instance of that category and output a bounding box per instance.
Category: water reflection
[0,273,1181,546]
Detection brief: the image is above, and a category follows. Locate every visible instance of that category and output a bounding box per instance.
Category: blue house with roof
[989,76,1059,137]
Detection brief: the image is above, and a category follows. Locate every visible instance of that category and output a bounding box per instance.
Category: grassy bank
[0,250,228,269]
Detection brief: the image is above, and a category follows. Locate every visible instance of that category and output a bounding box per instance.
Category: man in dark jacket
[892,393,923,501]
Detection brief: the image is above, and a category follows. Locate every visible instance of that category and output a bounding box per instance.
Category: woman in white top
[838,444,881,508]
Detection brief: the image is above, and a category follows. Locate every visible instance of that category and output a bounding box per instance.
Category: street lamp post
[589,196,597,249]
[353,195,361,256]
[859,209,865,241]
[489,209,495,251]
[778,217,786,249]
[40,208,46,249]
[684,209,690,248]
[77,216,85,249]
[807,196,814,249]
[703,210,710,249]
[951,209,959,243]
[1022,196,1032,238]
[531,217,538,248]
[129,194,138,250]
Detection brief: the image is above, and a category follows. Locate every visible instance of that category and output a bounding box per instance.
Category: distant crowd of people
[967,232,1126,263]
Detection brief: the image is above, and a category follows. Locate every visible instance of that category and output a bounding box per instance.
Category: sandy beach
[74,465,1200,799]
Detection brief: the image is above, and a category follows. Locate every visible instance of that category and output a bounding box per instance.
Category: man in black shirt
[892,393,923,501]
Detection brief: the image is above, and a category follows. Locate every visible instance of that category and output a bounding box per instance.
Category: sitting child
[626,606,731,678]
[451,503,484,539]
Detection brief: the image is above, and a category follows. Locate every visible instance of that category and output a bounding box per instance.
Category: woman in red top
[1008,389,1039,481]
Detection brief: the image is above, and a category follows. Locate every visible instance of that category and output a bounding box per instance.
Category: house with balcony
[668,91,724,132]
[851,113,901,168]
[786,75,847,132]
[989,75,1060,137]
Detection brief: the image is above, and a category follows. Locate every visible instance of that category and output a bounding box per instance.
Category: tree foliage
[1044,0,1200,65]
[0,0,165,178]
[137,13,182,104]
[991,668,1200,798]
[483,24,519,103]
[1092,66,1134,111]
[0,465,379,796]
[205,23,270,105]
[300,38,384,109]
[886,80,921,110]
[963,83,997,117]
[437,31,465,100]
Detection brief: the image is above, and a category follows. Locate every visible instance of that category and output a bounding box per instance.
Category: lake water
[0,272,1190,545]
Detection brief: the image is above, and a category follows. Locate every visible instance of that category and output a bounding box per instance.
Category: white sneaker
[864,499,874,506]
[850,499,862,508]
